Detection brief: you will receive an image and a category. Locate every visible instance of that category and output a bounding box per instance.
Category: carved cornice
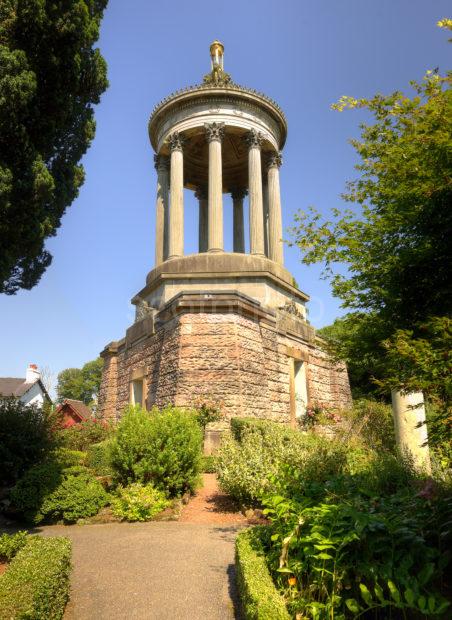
[230,188,248,200]
[267,151,283,169]
[204,121,225,143]
[244,129,264,150]
[166,132,186,152]
[154,154,170,171]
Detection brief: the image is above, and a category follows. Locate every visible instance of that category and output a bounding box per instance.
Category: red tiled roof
[57,399,92,420]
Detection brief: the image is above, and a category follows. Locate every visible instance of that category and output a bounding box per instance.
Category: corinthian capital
[231,188,248,201]
[167,132,186,152]
[154,154,170,171]
[195,187,208,201]
[204,122,225,143]
[243,129,264,150]
[267,151,283,169]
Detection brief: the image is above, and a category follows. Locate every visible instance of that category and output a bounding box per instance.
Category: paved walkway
[38,475,248,619]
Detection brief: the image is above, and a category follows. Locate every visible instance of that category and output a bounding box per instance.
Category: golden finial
[204,40,231,86]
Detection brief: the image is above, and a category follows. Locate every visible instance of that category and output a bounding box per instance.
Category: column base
[208,248,224,254]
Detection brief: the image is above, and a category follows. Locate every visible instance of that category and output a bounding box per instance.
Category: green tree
[56,357,103,405]
[291,21,451,398]
[0,0,108,294]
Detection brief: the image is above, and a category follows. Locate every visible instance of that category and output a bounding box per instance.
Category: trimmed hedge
[235,527,290,620]
[0,536,71,620]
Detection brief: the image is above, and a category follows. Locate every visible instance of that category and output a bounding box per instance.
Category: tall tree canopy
[292,21,451,403]
[57,357,103,405]
[0,0,108,294]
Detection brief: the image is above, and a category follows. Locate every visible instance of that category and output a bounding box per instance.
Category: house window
[294,361,308,418]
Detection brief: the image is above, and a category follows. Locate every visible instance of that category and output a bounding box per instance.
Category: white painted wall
[19,382,45,408]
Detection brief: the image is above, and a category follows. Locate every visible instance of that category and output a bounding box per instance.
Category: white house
[0,364,51,407]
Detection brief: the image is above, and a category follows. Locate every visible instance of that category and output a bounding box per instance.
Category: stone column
[231,188,247,253]
[391,390,431,472]
[267,152,284,265]
[154,154,170,265]
[245,129,265,257]
[167,132,185,259]
[196,187,208,253]
[205,122,225,253]
[262,177,269,257]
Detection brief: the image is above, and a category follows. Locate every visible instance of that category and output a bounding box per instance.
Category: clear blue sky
[0,0,450,390]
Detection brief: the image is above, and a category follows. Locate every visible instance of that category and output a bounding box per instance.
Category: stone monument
[98,41,352,427]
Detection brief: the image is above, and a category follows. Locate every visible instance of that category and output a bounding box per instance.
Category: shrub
[217,426,348,505]
[0,536,71,620]
[230,417,289,443]
[50,447,87,468]
[235,527,290,620]
[39,471,108,523]
[85,440,113,475]
[55,418,114,451]
[202,455,218,473]
[111,483,169,522]
[110,405,203,496]
[10,461,108,524]
[339,398,396,453]
[0,531,28,561]
[0,397,54,483]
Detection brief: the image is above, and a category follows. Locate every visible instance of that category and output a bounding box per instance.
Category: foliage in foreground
[0,535,71,620]
[111,483,169,522]
[0,531,28,562]
[262,465,451,619]
[235,527,290,620]
[110,405,203,496]
[10,459,108,524]
[0,0,108,294]
[0,397,54,484]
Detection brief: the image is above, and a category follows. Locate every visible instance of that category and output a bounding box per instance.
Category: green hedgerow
[235,527,290,620]
[0,536,71,620]
[10,461,108,524]
[110,405,203,496]
[111,483,169,522]
[0,531,28,561]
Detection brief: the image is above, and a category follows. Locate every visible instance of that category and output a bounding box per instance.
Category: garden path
[38,475,254,619]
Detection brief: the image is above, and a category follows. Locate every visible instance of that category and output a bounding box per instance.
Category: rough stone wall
[98,352,118,420]
[98,311,352,421]
[307,347,351,409]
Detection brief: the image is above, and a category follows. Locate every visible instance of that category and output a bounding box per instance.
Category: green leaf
[315,552,333,560]
[374,583,386,604]
[387,580,401,604]
[418,595,427,612]
[404,588,415,606]
[359,584,373,607]
[418,562,434,586]
[428,596,437,613]
[345,599,361,614]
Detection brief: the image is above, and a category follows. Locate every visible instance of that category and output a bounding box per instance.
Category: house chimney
[26,364,40,383]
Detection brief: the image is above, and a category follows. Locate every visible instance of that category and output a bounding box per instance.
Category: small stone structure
[98,42,351,426]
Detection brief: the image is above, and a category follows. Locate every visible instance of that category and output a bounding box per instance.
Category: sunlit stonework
[98,42,351,433]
